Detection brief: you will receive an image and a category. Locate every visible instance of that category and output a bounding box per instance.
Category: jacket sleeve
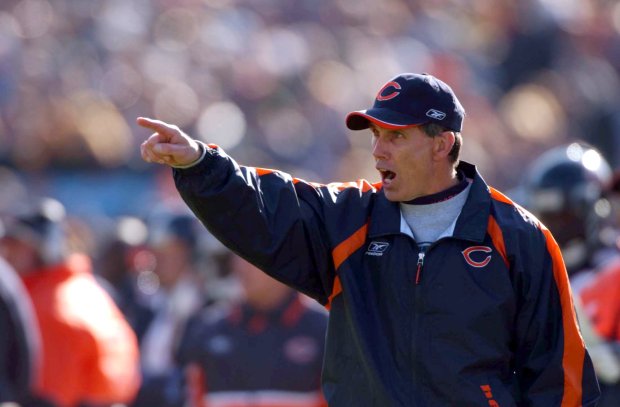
[173,144,355,305]
[512,224,600,406]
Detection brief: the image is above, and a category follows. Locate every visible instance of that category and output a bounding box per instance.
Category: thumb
[151,140,201,166]
[153,143,188,155]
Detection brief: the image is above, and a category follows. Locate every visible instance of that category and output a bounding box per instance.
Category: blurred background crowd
[1,0,620,406]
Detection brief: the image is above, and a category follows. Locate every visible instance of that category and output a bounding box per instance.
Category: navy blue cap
[346,73,465,132]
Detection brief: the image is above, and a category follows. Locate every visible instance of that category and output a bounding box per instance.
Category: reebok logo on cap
[345,73,465,132]
[426,109,447,120]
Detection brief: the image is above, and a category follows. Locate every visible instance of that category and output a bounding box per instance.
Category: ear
[433,131,456,161]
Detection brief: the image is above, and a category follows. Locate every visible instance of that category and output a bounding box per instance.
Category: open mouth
[378,169,396,185]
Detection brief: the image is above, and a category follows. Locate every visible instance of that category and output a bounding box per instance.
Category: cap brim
[345,108,426,131]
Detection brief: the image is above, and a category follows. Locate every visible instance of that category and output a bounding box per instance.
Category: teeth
[377,167,395,183]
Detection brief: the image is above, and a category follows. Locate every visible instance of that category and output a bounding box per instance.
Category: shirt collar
[368,161,491,243]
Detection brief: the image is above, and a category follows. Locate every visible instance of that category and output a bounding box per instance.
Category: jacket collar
[368,161,490,243]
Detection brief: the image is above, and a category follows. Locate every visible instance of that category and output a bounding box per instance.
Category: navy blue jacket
[173,144,600,407]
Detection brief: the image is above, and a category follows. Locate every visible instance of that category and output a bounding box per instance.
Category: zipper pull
[415,251,425,285]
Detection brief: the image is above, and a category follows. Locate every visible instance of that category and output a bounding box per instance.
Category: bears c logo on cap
[376,81,401,101]
[346,73,465,132]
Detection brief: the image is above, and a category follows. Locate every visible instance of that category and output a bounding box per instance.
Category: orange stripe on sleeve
[332,223,369,270]
[326,223,368,310]
[325,277,342,311]
[256,168,277,176]
[486,215,508,268]
[489,187,513,205]
[332,180,376,193]
[541,227,585,407]
[256,168,380,195]
[491,186,585,404]
[487,187,513,268]
[255,168,317,187]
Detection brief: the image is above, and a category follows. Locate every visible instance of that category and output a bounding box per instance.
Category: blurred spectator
[0,255,48,406]
[0,197,141,407]
[94,216,154,340]
[131,212,213,407]
[0,1,619,192]
[178,253,327,407]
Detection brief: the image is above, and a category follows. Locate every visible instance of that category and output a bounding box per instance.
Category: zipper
[411,246,426,404]
[414,238,449,285]
[415,250,425,285]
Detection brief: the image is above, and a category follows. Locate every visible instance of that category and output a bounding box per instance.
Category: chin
[383,190,403,202]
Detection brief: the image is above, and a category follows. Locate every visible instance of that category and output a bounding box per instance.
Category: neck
[407,166,461,203]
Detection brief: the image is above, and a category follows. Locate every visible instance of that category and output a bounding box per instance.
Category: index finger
[136,117,177,135]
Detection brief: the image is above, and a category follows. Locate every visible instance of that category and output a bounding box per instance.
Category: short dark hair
[420,122,462,164]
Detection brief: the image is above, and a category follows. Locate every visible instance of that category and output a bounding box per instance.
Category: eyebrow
[369,125,403,135]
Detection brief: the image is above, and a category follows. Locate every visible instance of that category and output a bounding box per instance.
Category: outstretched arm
[137,117,338,303]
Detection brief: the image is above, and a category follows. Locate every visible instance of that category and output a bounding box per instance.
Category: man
[178,253,327,407]
[0,197,141,407]
[139,73,600,406]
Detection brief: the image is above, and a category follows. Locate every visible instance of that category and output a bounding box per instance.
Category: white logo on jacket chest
[366,241,390,256]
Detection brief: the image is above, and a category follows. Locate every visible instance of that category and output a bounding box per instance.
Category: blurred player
[178,252,327,407]
[522,141,614,285]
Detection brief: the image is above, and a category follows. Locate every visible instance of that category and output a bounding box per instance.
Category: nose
[372,134,388,160]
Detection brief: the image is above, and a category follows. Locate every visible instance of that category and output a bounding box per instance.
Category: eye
[370,129,379,143]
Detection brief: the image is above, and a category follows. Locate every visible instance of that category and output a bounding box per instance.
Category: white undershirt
[399,182,472,250]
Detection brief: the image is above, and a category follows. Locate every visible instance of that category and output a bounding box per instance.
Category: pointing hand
[138,117,201,167]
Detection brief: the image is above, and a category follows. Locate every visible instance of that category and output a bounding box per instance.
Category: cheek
[397,151,422,176]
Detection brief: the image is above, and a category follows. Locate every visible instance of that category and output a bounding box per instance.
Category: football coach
[139,73,600,406]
